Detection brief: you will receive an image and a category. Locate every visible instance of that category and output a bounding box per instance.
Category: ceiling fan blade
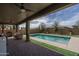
[14,3,33,12]
[25,9,33,12]
[14,3,21,8]
[21,3,24,6]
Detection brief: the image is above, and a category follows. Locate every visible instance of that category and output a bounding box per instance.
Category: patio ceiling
[0,3,51,24]
[0,3,75,25]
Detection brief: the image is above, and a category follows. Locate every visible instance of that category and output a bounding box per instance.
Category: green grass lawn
[31,39,79,56]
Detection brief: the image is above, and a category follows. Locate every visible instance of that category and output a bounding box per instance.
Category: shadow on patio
[7,39,63,56]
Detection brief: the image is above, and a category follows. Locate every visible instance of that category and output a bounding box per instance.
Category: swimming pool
[31,34,70,44]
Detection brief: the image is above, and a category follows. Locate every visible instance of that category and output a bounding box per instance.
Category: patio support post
[25,21,30,42]
[13,25,16,30]
[15,25,18,32]
[2,24,4,33]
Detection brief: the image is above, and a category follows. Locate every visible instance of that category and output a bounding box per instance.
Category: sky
[19,4,79,29]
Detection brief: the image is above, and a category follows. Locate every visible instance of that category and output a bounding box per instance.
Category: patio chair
[14,32,22,40]
[6,31,13,37]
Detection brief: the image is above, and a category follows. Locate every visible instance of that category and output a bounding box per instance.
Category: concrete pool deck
[25,34,79,53]
[30,37,79,53]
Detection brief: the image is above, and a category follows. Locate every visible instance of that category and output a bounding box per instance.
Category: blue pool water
[31,34,70,44]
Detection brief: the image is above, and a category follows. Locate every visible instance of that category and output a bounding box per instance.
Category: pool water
[31,34,70,44]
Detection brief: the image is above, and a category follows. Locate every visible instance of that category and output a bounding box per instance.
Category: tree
[53,21,59,33]
[39,23,46,33]
[75,20,79,28]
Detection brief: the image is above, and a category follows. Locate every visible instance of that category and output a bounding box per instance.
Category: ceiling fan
[14,3,33,13]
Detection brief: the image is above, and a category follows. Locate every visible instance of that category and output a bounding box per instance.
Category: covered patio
[0,3,75,56]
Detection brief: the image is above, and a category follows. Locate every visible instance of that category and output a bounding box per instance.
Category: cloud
[30,12,79,28]
[59,13,79,27]
[30,17,49,28]
[20,12,79,29]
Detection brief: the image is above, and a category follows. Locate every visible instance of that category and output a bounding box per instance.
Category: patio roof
[0,3,75,25]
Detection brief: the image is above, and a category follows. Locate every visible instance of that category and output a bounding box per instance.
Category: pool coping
[30,33,79,53]
[30,33,71,38]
